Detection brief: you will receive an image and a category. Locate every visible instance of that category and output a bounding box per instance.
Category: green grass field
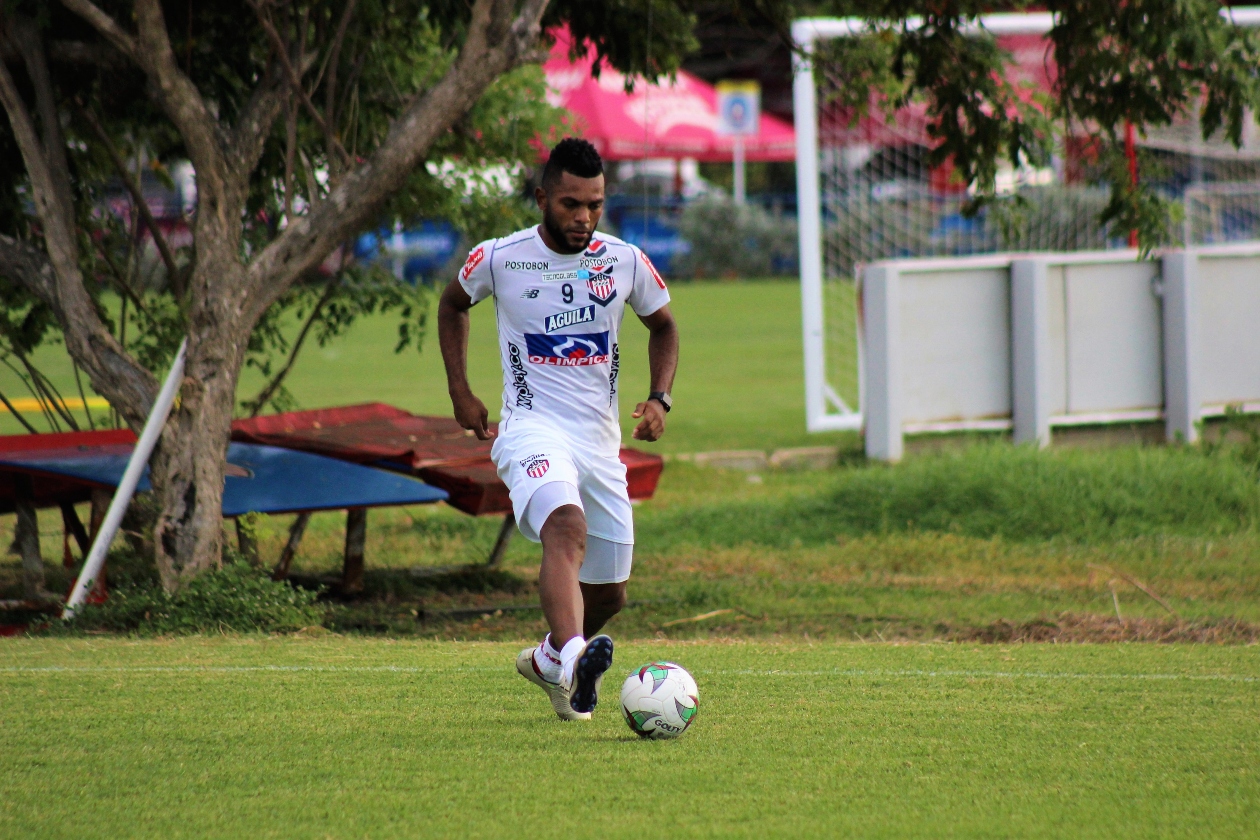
[2,637,1257,838]
[0,279,855,454]
[3,278,1260,837]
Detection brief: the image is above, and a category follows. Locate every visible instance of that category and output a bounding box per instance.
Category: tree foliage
[1,0,1258,587]
[812,0,1260,248]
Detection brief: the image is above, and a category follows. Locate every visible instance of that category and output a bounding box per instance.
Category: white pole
[733,136,746,205]
[391,220,405,281]
[63,338,187,618]
[792,21,830,432]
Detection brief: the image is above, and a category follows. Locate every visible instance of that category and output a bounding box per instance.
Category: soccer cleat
[516,647,591,721]
[566,634,614,715]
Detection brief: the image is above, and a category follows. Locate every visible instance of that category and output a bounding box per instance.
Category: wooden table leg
[12,475,45,600]
[60,502,91,563]
[341,507,367,592]
[486,512,515,567]
[272,511,311,581]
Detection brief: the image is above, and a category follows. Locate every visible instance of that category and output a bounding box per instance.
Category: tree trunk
[150,257,251,589]
[150,360,241,588]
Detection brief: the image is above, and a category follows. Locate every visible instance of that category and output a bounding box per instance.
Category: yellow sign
[715,80,761,136]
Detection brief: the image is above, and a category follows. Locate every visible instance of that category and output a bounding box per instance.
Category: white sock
[559,636,587,686]
[532,634,563,684]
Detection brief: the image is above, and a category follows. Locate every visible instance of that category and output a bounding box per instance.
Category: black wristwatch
[648,391,672,413]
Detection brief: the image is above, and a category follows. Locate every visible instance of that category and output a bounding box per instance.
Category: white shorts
[491,421,634,583]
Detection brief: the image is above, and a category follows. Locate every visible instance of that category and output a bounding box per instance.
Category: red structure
[230,403,664,515]
[230,403,665,575]
[543,28,796,163]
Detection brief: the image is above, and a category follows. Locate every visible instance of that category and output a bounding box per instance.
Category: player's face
[537,172,605,254]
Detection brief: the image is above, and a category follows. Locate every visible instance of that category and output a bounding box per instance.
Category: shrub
[672,195,797,278]
[51,561,325,635]
[638,443,1260,551]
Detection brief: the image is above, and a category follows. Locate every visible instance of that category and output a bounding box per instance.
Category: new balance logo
[521,289,540,298]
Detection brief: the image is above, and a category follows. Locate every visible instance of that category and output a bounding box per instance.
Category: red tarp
[544,28,796,163]
[230,404,665,517]
[0,429,135,513]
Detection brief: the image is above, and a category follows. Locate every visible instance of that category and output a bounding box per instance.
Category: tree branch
[0,234,56,302]
[242,0,551,317]
[0,61,158,430]
[321,0,359,171]
[244,275,341,417]
[74,101,184,297]
[0,387,40,434]
[248,0,352,167]
[229,57,290,174]
[57,0,138,61]
[8,16,78,232]
[128,0,233,196]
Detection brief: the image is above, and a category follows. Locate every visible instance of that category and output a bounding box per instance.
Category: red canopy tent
[544,29,796,162]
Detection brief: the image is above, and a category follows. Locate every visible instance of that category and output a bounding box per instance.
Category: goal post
[793,18,863,433]
[794,8,1260,438]
[793,14,1058,435]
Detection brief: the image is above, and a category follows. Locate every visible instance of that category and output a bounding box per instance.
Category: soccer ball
[619,662,698,739]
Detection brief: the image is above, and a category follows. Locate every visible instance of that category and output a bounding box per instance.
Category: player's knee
[603,585,628,615]
[585,583,627,617]
[541,504,586,550]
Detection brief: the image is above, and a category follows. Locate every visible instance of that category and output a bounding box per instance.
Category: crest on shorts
[587,266,617,306]
[521,455,549,478]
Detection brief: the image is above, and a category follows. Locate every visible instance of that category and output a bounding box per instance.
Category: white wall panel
[1045,265,1068,416]
[899,268,1011,424]
[1063,261,1163,413]
[1197,255,1260,406]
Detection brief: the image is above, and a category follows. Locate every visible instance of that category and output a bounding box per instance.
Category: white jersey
[459,226,670,452]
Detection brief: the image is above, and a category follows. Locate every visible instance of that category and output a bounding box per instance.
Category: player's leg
[577,454,635,639]
[495,432,598,720]
[537,496,614,715]
[537,502,587,649]
[512,483,597,720]
[578,535,632,636]
[580,581,628,637]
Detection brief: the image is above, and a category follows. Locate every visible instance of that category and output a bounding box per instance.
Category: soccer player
[437,138,678,720]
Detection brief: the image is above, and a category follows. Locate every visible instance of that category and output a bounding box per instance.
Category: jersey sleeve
[627,245,670,316]
[457,240,495,304]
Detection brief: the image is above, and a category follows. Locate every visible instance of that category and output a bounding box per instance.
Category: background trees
[1,0,1258,589]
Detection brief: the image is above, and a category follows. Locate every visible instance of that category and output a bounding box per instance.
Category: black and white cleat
[567,635,614,715]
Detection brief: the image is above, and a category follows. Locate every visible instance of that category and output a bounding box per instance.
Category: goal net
[793,14,1260,434]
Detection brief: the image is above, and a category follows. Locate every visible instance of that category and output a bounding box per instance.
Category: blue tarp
[0,442,448,517]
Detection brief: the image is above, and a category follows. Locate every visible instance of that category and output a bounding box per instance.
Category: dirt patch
[952,613,1260,644]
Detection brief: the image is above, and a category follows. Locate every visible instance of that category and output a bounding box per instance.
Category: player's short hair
[541,138,603,190]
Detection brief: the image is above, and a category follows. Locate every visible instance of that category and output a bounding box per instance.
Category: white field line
[715,668,1259,684]
[0,664,1255,683]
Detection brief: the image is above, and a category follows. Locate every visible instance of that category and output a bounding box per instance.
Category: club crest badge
[587,267,617,306]
[522,456,549,478]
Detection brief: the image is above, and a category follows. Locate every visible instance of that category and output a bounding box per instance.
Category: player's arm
[437,278,491,440]
[631,304,678,442]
